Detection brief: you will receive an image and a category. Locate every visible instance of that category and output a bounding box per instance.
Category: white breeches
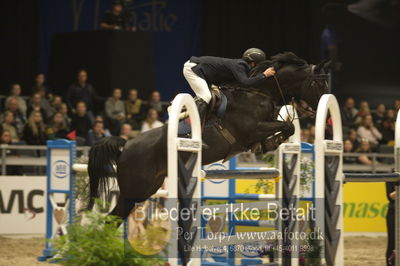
[183,61,212,103]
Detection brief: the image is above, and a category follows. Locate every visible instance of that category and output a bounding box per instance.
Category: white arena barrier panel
[314,94,344,266]
[167,93,202,266]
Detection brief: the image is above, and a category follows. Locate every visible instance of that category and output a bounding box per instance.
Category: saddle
[206,86,227,120]
[178,87,227,135]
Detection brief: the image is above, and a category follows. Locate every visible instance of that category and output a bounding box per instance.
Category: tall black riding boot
[195,98,209,126]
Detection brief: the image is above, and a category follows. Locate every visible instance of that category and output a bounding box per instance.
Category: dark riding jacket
[190,56,267,87]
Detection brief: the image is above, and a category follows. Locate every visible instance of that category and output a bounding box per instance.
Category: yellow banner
[343,182,388,232]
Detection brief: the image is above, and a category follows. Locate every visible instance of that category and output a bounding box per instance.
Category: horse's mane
[249,52,308,76]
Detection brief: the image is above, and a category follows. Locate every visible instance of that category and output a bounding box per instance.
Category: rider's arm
[231,64,268,87]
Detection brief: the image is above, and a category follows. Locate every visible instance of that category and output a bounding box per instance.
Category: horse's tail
[87,136,126,210]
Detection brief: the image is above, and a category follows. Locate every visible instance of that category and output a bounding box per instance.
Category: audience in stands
[355,100,371,125]
[347,128,359,151]
[1,111,20,143]
[355,139,373,165]
[59,103,71,129]
[1,71,398,173]
[2,97,26,136]
[0,129,21,174]
[6,83,27,115]
[141,108,164,133]
[147,91,165,121]
[380,117,395,145]
[120,123,134,140]
[357,114,382,147]
[66,69,98,120]
[341,97,358,128]
[105,88,125,135]
[45,112,69,140]
[27,93,48,121]
[32,73,49,96]
[125,89,144,130]
[86,121,111,146]
[372,103,386,126]
[343,139,357,164]
[70,101,92,144]
[23,110,46,145]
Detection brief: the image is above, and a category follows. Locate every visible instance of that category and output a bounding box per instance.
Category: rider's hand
[263,67,276,77]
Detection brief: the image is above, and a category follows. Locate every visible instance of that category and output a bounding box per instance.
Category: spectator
[357,114,382,146]
[70,101,92,143]
[386,109,396,120]
[372,103,386,126]
[0,130,21,175]
[105,88,125,135]
[59,103,71,130]
[45,112,69,140]
[94,115,112,136]
[0,130,12,145]
[27,93,48,121]
[23,110,46,145]
[347,128,360,150]
[355,100,371,125]
[146,91,165,121]
[341,97,358,128]
[343,139,357,164]
[120,123,133,140]
[301,128,311,142]
[394,99,400,112]
[355,139,373,165]
[2,97,26,136]
[86,121,111,146]
[1,111,20,143]
[32,73,49,97]
[100,2,134,31]
[50,95,63,115]
[125,89,144,130]
[380,118,395,145]
[141,108,163,133]
[5,83,27,115]
[34,87,53,119]
[66,69,98,120]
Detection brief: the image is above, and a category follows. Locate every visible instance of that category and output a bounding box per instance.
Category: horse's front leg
[254,121,295,153]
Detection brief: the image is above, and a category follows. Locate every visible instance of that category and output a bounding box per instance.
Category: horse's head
[250,52,330,111]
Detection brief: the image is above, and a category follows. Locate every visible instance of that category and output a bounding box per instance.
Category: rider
[183,48,276,123]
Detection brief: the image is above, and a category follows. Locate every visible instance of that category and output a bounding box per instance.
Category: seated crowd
[300,96,400,165]
[1,71,399,168]
[0,70,168,147]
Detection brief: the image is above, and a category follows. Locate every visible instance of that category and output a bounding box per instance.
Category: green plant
[52,209,163,266]
[300,154,314,197]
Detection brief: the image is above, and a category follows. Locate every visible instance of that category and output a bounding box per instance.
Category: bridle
[272,65,330,122]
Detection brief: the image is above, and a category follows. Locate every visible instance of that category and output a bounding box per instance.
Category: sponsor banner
[0,176,47,234]
[0,175,119,235]
[343,182,388,232]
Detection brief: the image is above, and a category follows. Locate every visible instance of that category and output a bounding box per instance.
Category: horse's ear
[313,59,329,74]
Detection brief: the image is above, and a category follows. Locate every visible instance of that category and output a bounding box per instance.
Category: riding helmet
[242,48,266,64]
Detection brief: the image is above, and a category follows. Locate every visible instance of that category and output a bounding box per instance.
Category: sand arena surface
[0,235,387,265]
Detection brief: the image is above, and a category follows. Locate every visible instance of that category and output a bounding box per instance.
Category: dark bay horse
[87,52,330,220]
